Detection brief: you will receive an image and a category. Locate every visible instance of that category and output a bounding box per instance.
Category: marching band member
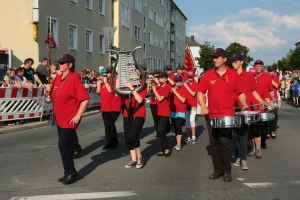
[149,69,161,139]
[122,66,147,169]
[152,72,172,157]
[184,71,198,144]
[170,75,189,151]
[97,66,121,149]
[267,66,279,139]
[198,48,247,182]
[253,60,275,150]
[230,54,266,170]
[247,67,273,159]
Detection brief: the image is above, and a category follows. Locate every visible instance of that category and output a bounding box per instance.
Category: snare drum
[260,112,275,121]
[235,111,261,124]
[210,116,241,128]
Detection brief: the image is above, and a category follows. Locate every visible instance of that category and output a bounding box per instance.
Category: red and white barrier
[0,87,100,121]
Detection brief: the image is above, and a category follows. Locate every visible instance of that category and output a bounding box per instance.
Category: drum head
[235,111,259,115]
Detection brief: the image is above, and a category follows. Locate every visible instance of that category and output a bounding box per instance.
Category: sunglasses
[58,62,68,65]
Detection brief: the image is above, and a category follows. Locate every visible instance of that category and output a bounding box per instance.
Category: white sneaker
[241,160,249,170]
[191,138,197,144]
[233,158,240,167]
[184,138,191,143]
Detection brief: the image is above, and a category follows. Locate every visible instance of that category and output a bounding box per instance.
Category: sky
[173,0,300,66]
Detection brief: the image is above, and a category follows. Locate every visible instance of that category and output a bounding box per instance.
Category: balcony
[171,15,174,24]
[171,52,174,59]
[171,33,174,42]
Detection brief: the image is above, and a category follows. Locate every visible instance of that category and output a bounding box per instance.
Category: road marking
[243,182,277,188]
[11,191,137,200]
[237,178,245,181]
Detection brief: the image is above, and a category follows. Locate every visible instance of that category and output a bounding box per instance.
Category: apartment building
[0,0,186,72]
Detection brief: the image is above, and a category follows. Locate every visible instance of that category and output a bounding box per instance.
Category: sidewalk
[0,109,100,135]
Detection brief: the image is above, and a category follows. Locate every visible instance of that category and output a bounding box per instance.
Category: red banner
[184,44,195,72]
[44,33,57,48]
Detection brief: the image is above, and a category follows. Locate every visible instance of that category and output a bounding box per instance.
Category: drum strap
[125,93,144,123]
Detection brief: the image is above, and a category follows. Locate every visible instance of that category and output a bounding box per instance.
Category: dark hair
[24,58,34,65]
[70,63,75,72]
[15,67,24,74]
[40,58,48,62]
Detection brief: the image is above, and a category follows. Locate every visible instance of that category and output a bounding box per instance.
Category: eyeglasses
[58,62,68,65]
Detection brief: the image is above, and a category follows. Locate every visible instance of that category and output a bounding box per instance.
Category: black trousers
[157,116,169,152]
[206,120,232,174]
[232,124,248,161]
[57,126,76,175]
[150,104,158,136]
[70,131,81,152]
[102,112,120,146]
[123,117,145,150]
[261,121,268,146]
[248,123,262,139]
[171,117,185,136]
[269,110,278,132]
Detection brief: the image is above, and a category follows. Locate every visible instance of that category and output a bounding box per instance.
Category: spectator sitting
[14,67,36,92]
[4,68,21,88]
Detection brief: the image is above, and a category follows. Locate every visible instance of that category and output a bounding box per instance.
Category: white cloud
[189,7,300,64]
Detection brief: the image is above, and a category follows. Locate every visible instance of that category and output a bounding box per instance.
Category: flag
[44,33,57,48]
[184,44,195,72]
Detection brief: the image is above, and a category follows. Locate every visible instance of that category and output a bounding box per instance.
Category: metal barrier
[0,87,100,121]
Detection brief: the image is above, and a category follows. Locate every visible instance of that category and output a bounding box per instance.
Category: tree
[277,49,294,72]
[195,41,215,71]
[290,48,300,70]
[225,42,253,69]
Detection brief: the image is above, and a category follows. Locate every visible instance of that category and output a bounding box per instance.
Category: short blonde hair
[50,65,56,74]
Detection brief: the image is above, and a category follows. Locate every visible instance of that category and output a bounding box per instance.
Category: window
[135,0,142,13]
[143,43,146,59]
[160,0,164,6]
[69,0,77,4]
[149,7,154,21]
[85,29,93,52]
[86,0,93,10]
[99,34,105,54]
[47,16,58,47]
[135,25,141,41]
[144,0,147,7]
[148,57,153,69]
[167,23,170,32]
[135,54,142,64]
[166,41,169,51]
[99,0,105,15]
[154,11,157,23]
[122,3,130,28]
[148,32,153,45]
[69,24,77,50]
[143,16,146,33]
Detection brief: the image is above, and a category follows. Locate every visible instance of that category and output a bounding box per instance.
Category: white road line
[243,182,277,188]
[237,178,245,181]
[10,191,137,200]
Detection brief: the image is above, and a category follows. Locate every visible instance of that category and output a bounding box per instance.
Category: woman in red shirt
[122,67,147,169]
[183,71,198,144]
[97,66,121,149]
[152,72,172,156]
[170,75,189,151]
[45,54,90,185]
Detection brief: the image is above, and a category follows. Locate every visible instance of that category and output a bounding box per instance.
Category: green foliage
[195,41,214,71]
[290,48,300,70]
[225,42,253,69]
[277,49,295,72]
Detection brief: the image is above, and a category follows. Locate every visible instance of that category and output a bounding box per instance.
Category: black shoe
[103,144,111,149]
[276,125,279,129]
[57,175,68,182]
[110,144,118,149]
[73,149,83,159]
[156,152,165,156]
[62,172,78,185]
[154,135,160,139]
[223,174,232,182]
[261,144,267,149]
[271,132,276,139]
[209,172,223,179]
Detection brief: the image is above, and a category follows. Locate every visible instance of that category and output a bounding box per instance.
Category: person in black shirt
[23,58,43,86]
[36,58,50,85]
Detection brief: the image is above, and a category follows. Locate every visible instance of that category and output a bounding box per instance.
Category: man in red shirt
[267,66,279,139]
[254,60,275,150]
[230,54,266,170]
[198,48,247,182]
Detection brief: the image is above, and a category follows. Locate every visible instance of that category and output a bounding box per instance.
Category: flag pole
[48,17,52,66]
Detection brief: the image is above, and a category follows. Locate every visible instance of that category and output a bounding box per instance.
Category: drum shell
[260,112,275,121]
[210,116,241,128]
[235,111,260,124]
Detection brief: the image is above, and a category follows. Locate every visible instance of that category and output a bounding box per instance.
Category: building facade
[0,0,186,72]
[295,41,300,49]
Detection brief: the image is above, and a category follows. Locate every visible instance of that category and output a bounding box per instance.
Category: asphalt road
[1,102,300,200]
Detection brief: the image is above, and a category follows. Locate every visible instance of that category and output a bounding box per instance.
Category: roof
[186,36,201,46]
[171,0,188,20]
[295,41,300,45]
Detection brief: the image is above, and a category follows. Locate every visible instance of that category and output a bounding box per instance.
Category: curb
[0,110,100,135]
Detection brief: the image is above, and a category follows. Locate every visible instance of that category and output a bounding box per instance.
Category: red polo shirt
[51,72,90,130]
[100,81,120,112]
[186,81,199,108]
[236,70,256,110]
[122,85,147,119]
[170,86,189,113]
[155,84,172,116]
[198,66,243,119]
[256,72,273,99]
[271,75,280,101]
